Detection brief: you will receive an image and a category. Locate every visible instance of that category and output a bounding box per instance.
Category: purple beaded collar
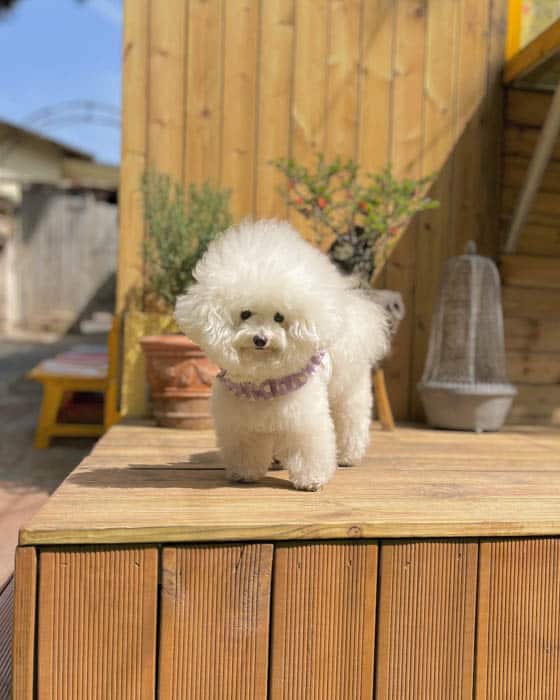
[218,351,325,401]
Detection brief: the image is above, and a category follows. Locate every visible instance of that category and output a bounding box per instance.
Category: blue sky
[0,0,122,165]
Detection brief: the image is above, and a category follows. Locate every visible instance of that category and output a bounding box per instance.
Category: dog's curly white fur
[175,219,389,491]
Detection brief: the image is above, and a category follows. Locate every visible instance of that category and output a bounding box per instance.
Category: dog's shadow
[68,450,294,491]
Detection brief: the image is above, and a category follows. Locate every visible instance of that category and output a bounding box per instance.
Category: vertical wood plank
[147,0,188,179]
[482,0,508,255]
[357,0,394,173]
[117,0,149,311]
[221,0,260,220]
[358,0,395,290]
[376,539,478,700]
[384,0,427,420]
[12,547,37,700]
[291,0,328,168]
[476,538,560,700]
[289,0,329,241]
[270,541,377,700]
[324,0,361,160]
[255,0,295,218]
[450,0,491,256]
[37,546,158,700]
[410,0,461,418]
[184,0,224,187]
[158,543,273,699]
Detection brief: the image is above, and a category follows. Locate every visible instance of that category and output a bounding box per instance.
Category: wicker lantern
[418,242,516,432]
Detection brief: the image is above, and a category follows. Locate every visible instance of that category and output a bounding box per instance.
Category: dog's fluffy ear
[174,284,232,358]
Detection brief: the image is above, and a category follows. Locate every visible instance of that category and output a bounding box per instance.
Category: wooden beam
[505,0,522,61]
[501,254,560,289]
[504,17,560,83]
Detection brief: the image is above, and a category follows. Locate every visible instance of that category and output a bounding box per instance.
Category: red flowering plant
[272,154,438,283]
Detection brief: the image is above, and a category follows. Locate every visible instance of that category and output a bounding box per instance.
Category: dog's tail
[343,288,391,367]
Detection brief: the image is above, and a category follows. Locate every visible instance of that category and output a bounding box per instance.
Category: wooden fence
[118,0,508,419]
[9,187,117,332]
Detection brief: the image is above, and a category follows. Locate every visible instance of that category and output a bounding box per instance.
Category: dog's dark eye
[240,310,252,320]
[274,312,285,323]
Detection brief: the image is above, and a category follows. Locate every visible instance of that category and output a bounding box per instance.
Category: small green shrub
[141,171,232,309]
[271,154,438,282]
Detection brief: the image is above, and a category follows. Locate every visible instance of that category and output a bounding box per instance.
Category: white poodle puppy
[175,219,389,491]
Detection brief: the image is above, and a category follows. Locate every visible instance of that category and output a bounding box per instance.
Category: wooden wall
[118,0,508,420]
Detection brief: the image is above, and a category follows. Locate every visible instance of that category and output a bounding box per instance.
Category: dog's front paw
[226,469,261,484]
[291,476,324,492]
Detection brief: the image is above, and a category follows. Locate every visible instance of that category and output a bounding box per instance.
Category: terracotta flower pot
[140,335,219,429]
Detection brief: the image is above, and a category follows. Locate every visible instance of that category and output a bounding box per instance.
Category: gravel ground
[0,333,105,586]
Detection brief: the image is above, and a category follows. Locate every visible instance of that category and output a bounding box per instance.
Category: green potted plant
[272,154,438,285]
[138,171,232,428]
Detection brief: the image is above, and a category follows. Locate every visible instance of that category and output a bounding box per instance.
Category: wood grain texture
[221,0,259,219]
[384,0,427,420]
[255,0,295,219]
[37,546,158,699]
[0,576,14,698]
[20,421,560,545]
[502,285,560,320]
[270,541,377,700]
[505,315,560,353]
[12,547,36,700]
[184,0,224,186]
[508,384,560,425]
[159,544,273,699]
[116,0,149,311]
[410,0,460,418]
[376,539,478,700]
[324,0,361,159]
[507,349,560,384]
[501,254,560,289]
[147,0,187,178]
[476,538,560,699]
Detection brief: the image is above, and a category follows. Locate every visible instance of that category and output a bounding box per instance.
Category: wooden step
[504,124,560,161]
[507,350,560,384]
[503,156,560,194]
[507,384,560,425]
[505,316,560,353]
[502,285,560,319]
[501,255,560,290]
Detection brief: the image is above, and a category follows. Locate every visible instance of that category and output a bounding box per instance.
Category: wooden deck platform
[12,421,560,699]
[21,420,560,545]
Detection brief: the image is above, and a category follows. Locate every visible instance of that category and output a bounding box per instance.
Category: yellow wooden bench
[28,318,121,448]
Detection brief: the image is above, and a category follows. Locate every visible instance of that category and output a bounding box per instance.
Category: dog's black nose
[253,335,267,348]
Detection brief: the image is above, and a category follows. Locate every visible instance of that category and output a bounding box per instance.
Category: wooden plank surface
[270,542,377,700]
[37,546,158,699]
[502,285,560,319]
[500,254,560,289]
[221,0,259,219]
[507,349,560,383]
[384,0,427,420]
[19,420,560,545]
[376,539,478,699]
[183,0,223,186]
[505,315,560,352]
[476,538,560,699]
[159,544,272,699]
[12,547,36,700]
[254,0,294,219]
[508,384,560,425]
[117,0,149,311]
